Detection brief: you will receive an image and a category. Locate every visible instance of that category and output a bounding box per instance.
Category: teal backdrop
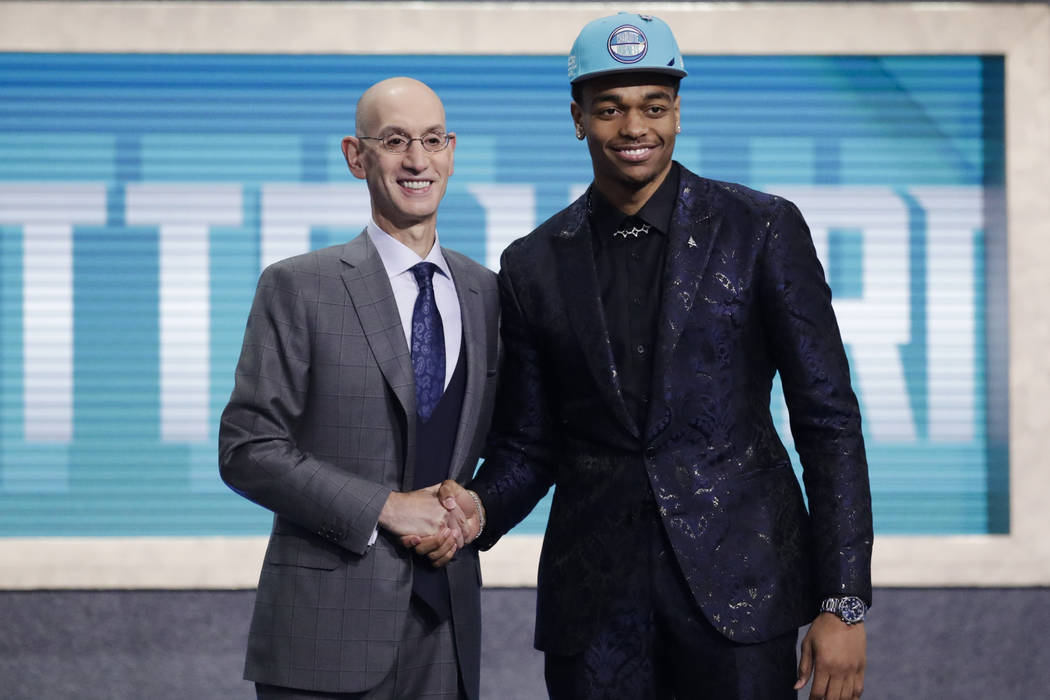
[0,54,1007,536]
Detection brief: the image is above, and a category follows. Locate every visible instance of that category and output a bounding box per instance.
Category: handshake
[378,479,486,568]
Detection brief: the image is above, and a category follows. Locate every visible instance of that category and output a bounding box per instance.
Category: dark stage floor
[1,587,1047,699]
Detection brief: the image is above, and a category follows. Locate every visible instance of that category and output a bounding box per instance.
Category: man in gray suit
[219,77,499,700]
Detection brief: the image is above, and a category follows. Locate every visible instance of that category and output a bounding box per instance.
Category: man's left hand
[794,614,866,700]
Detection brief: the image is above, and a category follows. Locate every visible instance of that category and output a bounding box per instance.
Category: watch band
[820,596,867,625]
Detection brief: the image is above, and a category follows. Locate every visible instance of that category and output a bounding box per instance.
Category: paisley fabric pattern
[544,509,798,699]
[471,164,873,655]
[410,262,445,420]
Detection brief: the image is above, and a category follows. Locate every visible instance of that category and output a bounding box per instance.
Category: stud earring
[675,124,681,134]
[575,126,585,140]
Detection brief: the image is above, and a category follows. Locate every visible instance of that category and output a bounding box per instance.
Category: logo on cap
[607,25,647,64]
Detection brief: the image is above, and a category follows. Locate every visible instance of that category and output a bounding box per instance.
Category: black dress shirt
[590,163,680,430]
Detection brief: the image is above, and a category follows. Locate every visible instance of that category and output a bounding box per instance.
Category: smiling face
[342,78,455,240]
[571,73,680,210]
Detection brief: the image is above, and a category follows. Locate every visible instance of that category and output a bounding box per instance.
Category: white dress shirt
[367,220,462,388]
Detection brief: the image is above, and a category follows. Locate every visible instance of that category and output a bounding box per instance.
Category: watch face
[840,596,866,624]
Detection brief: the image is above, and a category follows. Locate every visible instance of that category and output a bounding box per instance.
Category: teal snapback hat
[568,12,687,84]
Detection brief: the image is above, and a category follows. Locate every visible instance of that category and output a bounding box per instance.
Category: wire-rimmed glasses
[357,131,453,154]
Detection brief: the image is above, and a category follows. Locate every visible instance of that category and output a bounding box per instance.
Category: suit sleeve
[218,263,390,555]
[760,198,874,606]
[469,258,558,549]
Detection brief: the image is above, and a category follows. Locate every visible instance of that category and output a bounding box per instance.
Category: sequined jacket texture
[471,164,873,653]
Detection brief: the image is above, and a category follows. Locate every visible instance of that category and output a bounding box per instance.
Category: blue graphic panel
[0,54,1006,536]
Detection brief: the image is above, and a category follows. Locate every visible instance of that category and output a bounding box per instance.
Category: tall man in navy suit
[220,77,498,699]
[415,12,873,700]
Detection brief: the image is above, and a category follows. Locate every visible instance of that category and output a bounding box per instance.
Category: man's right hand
[378,485,462,546]
[401,480,485,568]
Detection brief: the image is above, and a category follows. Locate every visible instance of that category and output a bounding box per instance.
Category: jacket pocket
[732,461,795,484]
[263,532,343,571]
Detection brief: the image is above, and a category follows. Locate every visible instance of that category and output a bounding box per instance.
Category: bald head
[355,77,446,136]
[341,76,455,249]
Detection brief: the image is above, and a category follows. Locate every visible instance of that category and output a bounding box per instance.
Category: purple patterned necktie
[410,262,445,421]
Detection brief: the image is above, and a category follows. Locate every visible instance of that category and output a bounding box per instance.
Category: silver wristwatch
[819,596,867,625]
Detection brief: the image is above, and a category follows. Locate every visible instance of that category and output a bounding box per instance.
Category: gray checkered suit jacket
[219,230,500,697]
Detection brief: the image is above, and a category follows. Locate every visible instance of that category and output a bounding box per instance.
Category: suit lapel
[339,232,415,419]
[647,172,720,439]
[445,252,486,479]
[554,193,640,438]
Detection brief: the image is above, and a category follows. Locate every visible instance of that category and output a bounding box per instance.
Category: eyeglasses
[357,131,452,154]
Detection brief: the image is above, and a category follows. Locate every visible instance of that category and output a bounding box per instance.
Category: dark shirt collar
[590,161,680,239]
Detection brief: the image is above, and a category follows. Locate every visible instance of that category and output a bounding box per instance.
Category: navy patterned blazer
[219,231,500,696]
[471,164,873,654]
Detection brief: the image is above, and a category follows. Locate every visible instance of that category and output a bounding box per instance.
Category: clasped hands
[378,480,483,568]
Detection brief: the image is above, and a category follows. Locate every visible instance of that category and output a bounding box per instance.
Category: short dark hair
[571,82,584,105]
[571,75,681,106]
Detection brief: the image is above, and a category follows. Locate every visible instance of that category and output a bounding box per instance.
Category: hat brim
[570,65,688,84]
